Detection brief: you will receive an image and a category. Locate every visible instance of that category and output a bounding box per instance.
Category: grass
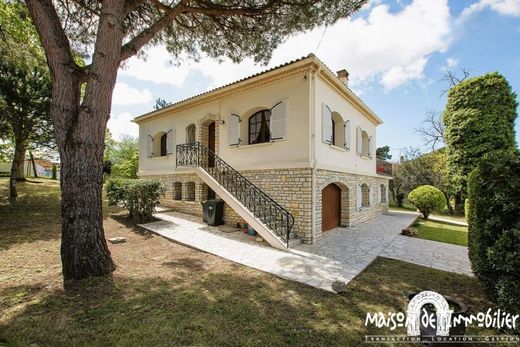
[0,178,498,346]
[413,219,468,246]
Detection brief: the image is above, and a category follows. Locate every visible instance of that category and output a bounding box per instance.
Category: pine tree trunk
[60,138,116,279]
[29,151,38,178]
[16,152,26,181]
[9,142,26,197]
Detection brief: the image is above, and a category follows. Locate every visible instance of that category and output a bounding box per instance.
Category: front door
[208,122,216,167]
[322,183,341,232]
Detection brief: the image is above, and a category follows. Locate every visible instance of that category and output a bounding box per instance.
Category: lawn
[0,178,497,346]
[413,219,468,246]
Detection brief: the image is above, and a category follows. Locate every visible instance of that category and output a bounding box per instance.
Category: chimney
[336,69,349,86]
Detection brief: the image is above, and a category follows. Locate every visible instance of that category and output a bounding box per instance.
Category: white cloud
[112,83,153,106]
[381,58,428,91]
[107,112,138,139]
[119,0,452,91]
[459,0,520,22]
[446,58,459,67]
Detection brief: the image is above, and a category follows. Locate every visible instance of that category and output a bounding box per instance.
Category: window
[380,184,387,204]
[248,110,271,144]
[186,182,195,201]
[357,127,371,157]
[160,133,167,156]
[151,131,167,157]
[361,183,370,207]
[186,124,196,143]
[361,131,369,157]
[173,182,182,200]
[331,111,345,148]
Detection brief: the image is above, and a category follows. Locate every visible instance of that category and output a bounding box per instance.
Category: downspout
[310,65,321,244]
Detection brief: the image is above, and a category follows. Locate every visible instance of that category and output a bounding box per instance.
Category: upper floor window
[356,127,372,158]
[248,110,271,144]
[322,103,350,150]
[186,124,196,143]
[147,129,175,158]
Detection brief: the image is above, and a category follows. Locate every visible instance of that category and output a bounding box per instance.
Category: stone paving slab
[141,210,473,293]
[141,212,349,292]
[381,235,472,275]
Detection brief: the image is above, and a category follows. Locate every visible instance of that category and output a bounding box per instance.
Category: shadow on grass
[0,258,496,346]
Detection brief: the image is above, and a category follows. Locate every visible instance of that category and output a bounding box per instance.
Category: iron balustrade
[176,142,295,247]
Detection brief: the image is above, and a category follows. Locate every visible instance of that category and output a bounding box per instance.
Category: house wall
[138,72,312,176]
[313,76,378,176]
[314,169,390,240]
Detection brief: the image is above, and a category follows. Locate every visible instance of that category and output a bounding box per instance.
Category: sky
[109,0,520,159]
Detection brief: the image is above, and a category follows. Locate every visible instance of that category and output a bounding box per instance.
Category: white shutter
[344,120,351,150]
[377,184,381,204]
[227,113,241,146]
[147,135,153,158]
[356,184,362,210]
[368,136,373,158]
[166,128,175,154]
[356,127,362,155]
[270,100,287,140]
[322,103,333,144]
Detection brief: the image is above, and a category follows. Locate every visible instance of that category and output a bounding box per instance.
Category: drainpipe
[310,65,321,244]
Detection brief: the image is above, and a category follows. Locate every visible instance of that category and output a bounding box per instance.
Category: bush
[396,192,405,208]
[106,178,165,223]
[464,198,470,221]
[468,151,520,325]
[407,185,445,220]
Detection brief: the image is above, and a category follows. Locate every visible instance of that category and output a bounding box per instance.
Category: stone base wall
[315,169,390,241]
[143,167,389,245]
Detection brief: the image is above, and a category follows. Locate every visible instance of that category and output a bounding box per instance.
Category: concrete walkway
[141,212,349,292]
[140,210,472,293]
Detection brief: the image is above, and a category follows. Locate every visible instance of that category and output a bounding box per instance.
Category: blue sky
[109,0,520,159]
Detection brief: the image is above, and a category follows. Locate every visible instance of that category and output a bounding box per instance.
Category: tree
[24,0,367,280]
[105,135,139,179]
[439,68,470,96]
[468,151,520,323]
[415,111,445,151]
[0,60,52,197]
[376,145,392,160]
[0,1,53,197]
[153,97,172,110]
[443,72,518,211]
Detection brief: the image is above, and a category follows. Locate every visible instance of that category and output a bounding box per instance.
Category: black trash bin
[202,199,224,226]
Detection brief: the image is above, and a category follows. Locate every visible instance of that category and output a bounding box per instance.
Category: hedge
[468,151,520,326]
[106,178,165,223]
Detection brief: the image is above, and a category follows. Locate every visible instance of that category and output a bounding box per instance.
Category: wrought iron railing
[176,142,295,247]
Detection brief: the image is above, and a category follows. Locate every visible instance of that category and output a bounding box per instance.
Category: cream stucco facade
[134,54,390,245]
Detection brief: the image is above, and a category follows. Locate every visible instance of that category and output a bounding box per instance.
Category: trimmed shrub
[468,151,520,324]
[407,185,445,220]
[444,72,518,200]
[106,178,165,223]
[464,198,470,222]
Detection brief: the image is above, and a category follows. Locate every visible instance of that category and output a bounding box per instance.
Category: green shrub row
[468,151,520,329]
[106,178,165,223]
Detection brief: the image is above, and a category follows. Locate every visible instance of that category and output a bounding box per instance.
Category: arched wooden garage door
[322,183,341,232]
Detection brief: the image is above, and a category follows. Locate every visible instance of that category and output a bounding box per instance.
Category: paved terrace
[140,210,472,292]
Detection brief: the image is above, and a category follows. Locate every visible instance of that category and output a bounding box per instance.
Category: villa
[133,54,390,249]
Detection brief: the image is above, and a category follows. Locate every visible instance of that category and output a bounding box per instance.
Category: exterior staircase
[176,142,296,249]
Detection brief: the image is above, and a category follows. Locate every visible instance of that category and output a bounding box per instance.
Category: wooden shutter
[227,113,241,146]
[166,128,175,154]
[356,127,362,155]
[344,120,351,150]
[322,103,333,144]
[270,100,288,140]
[147,135,153,158]
[356,184,362,210]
